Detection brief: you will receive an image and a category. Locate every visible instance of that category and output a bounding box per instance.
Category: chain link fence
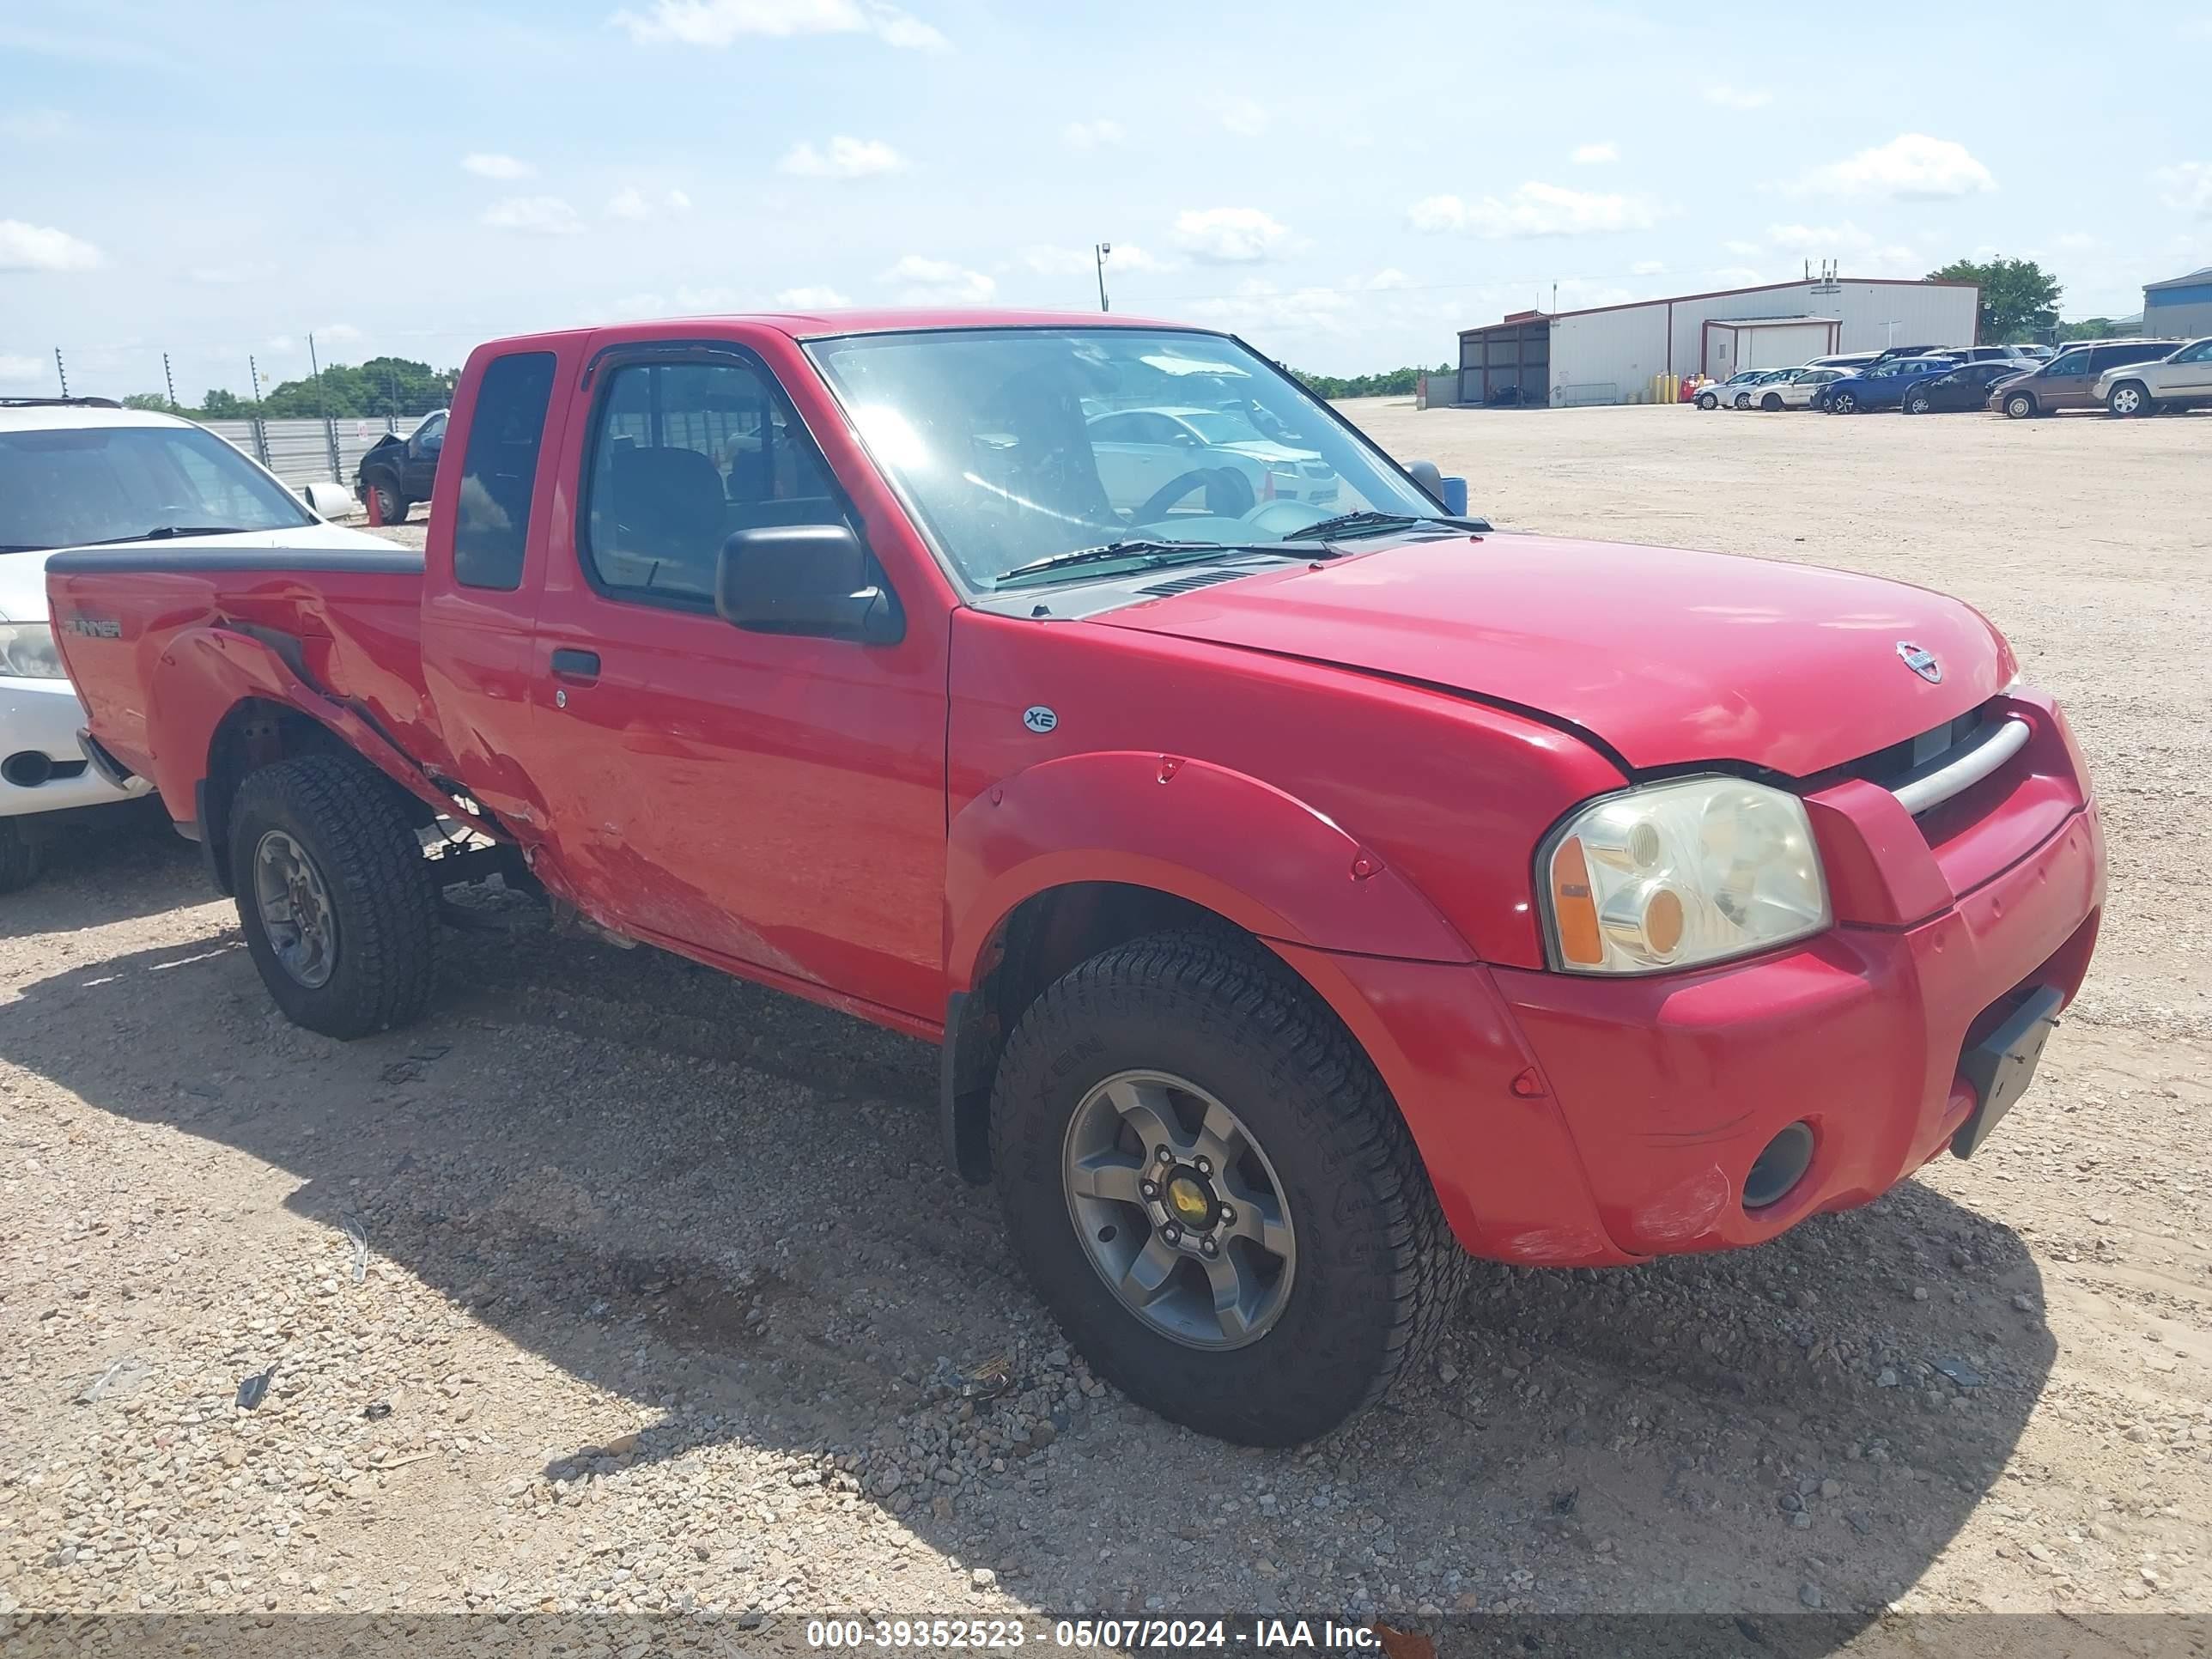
[198,412,440,494]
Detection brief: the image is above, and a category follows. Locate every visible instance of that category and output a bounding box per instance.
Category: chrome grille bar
[1891,716,2031,817]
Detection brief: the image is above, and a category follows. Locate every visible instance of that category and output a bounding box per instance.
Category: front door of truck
[522,341,947,1024]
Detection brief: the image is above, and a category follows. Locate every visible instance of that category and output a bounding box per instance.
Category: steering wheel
[1133,467,1255,526]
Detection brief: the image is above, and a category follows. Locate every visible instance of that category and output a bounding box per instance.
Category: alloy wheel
[1060,1069,1296,1350]
[252,829,339,988]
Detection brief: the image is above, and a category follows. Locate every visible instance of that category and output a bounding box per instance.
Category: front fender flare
[944,750,1474,990]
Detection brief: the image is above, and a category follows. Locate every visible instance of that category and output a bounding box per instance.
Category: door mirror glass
[715,522,902,644]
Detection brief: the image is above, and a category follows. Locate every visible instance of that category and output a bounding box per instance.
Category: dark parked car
[1869,344,1946,363]
[1817,356,1960,413]
[1902,361,2037,413]
[1988,341,2182,418]
[355,409,447,524]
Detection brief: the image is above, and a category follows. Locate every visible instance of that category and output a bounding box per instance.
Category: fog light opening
[1743,1121,1815,1212]
[3,750,55,789]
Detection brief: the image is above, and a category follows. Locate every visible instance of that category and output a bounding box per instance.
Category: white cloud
[1703,84,1771,110]
[1,107,72,141]
[885,254,994,302]
[775,284,852,307]
[608,185,694,219]
[462,152,534,180]
[1173,206,1296,264]
[0,352,49,384]
[1219,98,1269,138]
[2155,161,2212,217]
[1571,141,1618,165]
[319,323,364,345]
[1023,242,1174,276]
[1188,280,1353,337]
[612,0,947,51]
[1801,133,1995,199]
[0,218,102,271]
[1631,259,1666,276]
[1723,239,1762,257]
[1352,267,1411,291]
[778,136,906,178]
[1765,222,1921,276]
[264,334,295,353]
[1062,118,1124,151]
[1408,183,1662,238]
[2054,230,2100,249]
[483,195,585,235]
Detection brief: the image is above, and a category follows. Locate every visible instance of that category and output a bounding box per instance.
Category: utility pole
[53,348,69,398]
[308,331,326,422]
[1093,242,1111,313]
[162,352,178,412]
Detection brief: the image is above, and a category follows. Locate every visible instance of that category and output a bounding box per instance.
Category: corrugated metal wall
[1550,306,1668,405]
[203,414,423,490]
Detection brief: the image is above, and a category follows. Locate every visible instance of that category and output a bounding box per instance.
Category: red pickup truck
[50,311,2105,1445]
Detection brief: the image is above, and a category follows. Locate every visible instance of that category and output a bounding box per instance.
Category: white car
[1693,370,1769,410]
[1085,405,1339,516]
[1752,367,1850,410]
[0,398,389,890]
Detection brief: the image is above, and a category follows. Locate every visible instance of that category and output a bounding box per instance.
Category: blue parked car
[1815,356,1962,414]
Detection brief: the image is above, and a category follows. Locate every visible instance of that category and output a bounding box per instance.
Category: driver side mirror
[715,522,903,645]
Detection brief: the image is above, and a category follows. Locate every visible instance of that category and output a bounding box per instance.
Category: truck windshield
[804,328,1446,588]
[0,422,314,554]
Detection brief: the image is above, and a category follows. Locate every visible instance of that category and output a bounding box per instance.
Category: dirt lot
[3,402,2208,1646]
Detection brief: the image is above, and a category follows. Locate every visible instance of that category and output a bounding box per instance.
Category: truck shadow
[6,908,2057,1632]
[0,799,203,942]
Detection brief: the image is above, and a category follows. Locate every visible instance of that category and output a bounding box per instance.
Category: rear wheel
[1905,390,1933,415]
[2106,381,2152,417]
[2003,391,2037,419]
[228,755,436,1038]
[1761,392,1784,411]
[0,818,46,894]
[989,931,1461,1445]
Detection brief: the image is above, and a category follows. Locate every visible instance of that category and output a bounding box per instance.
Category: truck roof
[490,308,1196,353]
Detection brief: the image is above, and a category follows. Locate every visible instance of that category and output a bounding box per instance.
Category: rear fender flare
[145,625,481,839]
[944,750,1474,992]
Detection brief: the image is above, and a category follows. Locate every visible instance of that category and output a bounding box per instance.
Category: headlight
[1540,777,1829,974]
[1265,459,1300,476]
[0,621,66,680]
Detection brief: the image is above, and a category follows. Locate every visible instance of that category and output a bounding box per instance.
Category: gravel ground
[3,402,2208,1646]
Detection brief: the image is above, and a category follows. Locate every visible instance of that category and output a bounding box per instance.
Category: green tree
[120,392,173,411]
[1927,257,2063,343]
[1293,362,1452,399]
[198,387,260,418]
[258,356,458,419]
[2054,316,2134,343]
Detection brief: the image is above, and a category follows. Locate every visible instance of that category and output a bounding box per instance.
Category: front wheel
[228,755,437,1039]
[2106,381,2152,417]
[368,478,408,525]
[2003,392,2037,419]
[1696,392,1718,410]
[989,932,1460,1445]
[1905,392,1932,415]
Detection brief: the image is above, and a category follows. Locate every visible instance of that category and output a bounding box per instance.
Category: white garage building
[1452,276,1981,408]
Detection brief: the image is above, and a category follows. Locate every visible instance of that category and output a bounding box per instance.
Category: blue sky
[3,0,2209,398]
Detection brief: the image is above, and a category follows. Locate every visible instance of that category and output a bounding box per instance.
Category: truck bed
[46,544,455,800]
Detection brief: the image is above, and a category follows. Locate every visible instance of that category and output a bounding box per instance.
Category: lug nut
[1218,1206,1236,1227]
[1200,1237,1218,1256]
[1162,1224,1182,1244]
[1140,1181,1159,1200]
[1194,1157,1212,1176]
[1155,1146,1174,1164]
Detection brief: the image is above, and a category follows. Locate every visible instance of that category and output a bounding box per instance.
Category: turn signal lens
[1540,777,1829,975]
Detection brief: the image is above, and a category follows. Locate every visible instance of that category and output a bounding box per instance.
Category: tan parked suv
[1989,339,2181,417]
[2096,337,2212,416]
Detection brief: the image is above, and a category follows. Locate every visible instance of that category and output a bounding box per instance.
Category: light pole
[1094,242,1111,313]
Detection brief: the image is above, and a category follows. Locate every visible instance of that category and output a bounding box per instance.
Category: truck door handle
[550,648,600,683]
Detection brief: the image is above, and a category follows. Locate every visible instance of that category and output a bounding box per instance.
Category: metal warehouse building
[1451,276,1981,408]
[2144,266,2212,340]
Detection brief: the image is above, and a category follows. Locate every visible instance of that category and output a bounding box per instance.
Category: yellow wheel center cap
[1166,1176,1212,1227]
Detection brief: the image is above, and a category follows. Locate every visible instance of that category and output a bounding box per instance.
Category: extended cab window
[453,351,556,591]
[581,358,846,608]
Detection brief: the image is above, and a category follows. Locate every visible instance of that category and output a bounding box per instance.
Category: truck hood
[1,522,389,621]
[1094,531,2012,775]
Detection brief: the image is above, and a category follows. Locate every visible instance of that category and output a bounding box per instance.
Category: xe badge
[1895,641,1942,684]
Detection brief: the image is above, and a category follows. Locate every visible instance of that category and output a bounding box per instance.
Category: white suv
[0,397,388,890]
[2096,338,2212,416]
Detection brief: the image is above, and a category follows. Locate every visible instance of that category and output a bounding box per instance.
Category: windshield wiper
[77,525,252,545]
[1279,510,1437,542]
[994,539,1229,589]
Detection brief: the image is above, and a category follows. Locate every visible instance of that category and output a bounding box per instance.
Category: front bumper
[1282,693,2106,1266]
[1,673,145,820]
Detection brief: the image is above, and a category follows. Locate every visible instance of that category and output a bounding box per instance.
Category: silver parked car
[2095,338,2212,416]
